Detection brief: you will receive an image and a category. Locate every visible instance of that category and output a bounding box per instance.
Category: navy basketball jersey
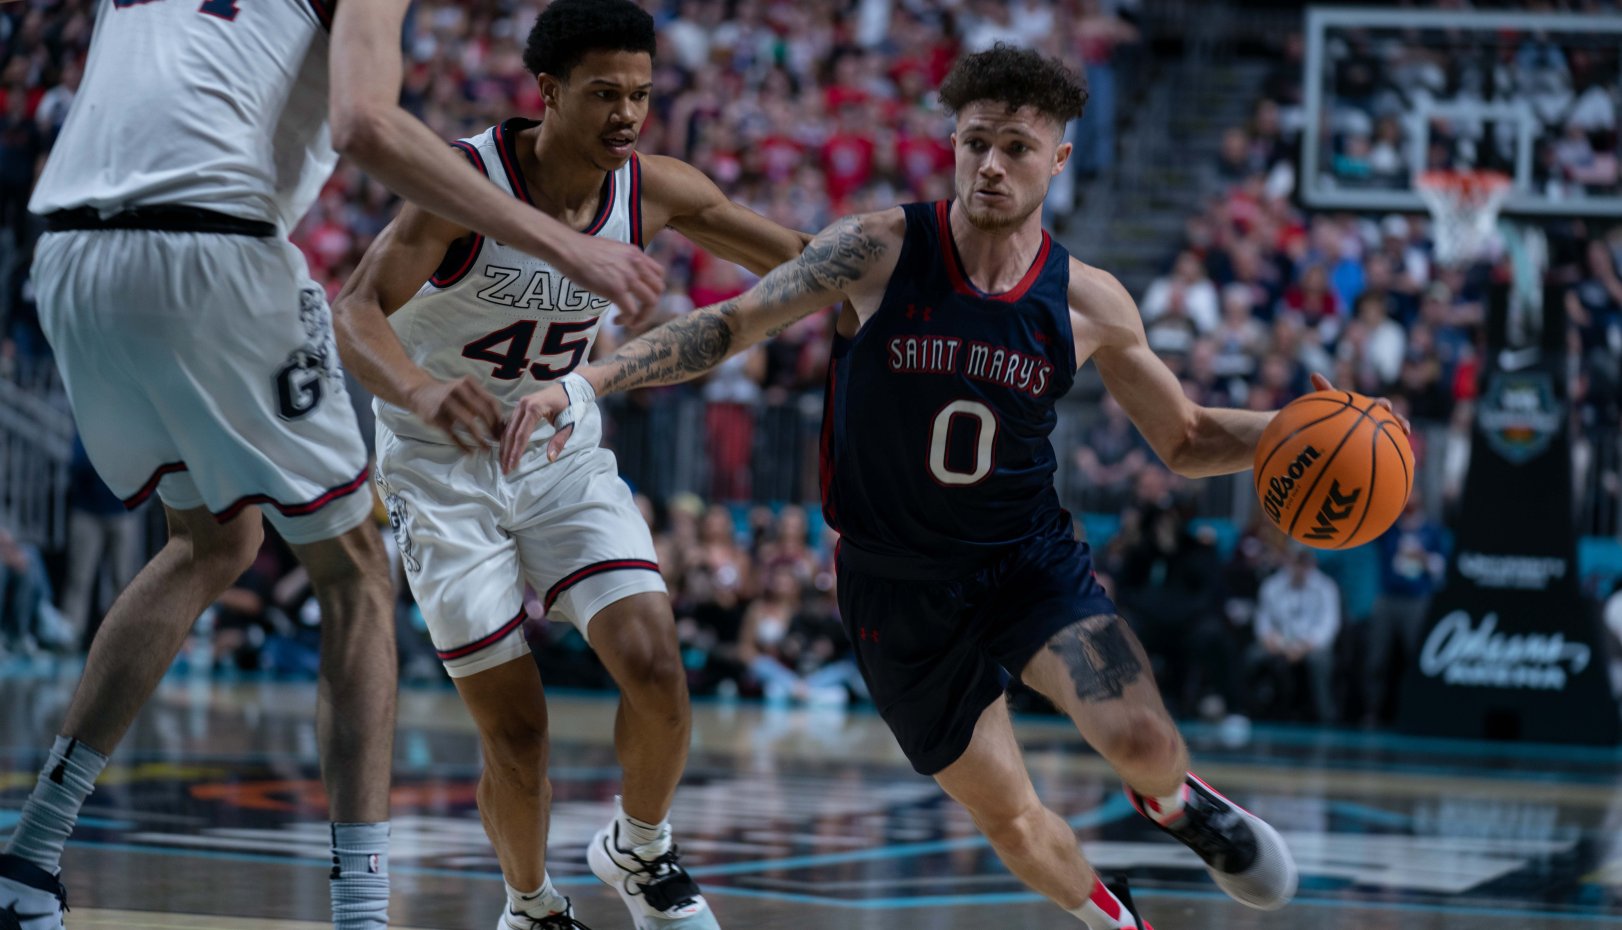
[821,201,1076,573]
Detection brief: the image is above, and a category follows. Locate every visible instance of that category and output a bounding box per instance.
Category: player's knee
[174,514,263,585]
[1092,705,1180,771]
[974,799,1047,860]
[303,524,389,590]
[602,618,687,705]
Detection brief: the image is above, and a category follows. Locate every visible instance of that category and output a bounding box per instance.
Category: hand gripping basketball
[500,372,593,474]
[1254,373,1414,549]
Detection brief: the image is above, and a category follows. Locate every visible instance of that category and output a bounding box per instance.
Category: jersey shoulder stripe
[428,141,489,288]
[629,153,644,248]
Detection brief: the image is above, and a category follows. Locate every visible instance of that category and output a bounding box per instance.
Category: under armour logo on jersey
[904,304,934,322]
[1033,330,1050,344]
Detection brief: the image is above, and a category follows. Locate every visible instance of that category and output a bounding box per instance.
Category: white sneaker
[495,895,591,930]
[0,854,67,930]
[588,813,718,930]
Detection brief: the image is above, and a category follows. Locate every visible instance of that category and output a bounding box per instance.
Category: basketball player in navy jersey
[507,46,1322,929]
[331,3,809,928]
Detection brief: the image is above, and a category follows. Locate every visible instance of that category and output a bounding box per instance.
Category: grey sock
[3,735,108,872]
[330,822,390,930]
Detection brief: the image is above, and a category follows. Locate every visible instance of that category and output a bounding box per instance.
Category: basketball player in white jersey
[1,0,664,928]
[329,3,809,928]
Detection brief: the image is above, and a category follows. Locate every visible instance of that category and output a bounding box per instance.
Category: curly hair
[523,0,657,79]
[938,44,1089,127]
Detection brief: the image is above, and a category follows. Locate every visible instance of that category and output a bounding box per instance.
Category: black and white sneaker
[0,854,67,930]
[588,805,718,930]
[496,895,592,930]
[1127,774,1297,910]
[1104,877,1154,929]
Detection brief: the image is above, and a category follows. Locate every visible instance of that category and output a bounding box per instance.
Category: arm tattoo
[1044,614,1145,702]
[596,299,740,394]
[593,215,886,392]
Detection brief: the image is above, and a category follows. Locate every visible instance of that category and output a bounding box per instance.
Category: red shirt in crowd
[821,131,876,203]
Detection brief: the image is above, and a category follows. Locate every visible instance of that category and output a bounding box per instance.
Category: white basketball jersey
[376,119,642,450]
[29,0,336,232]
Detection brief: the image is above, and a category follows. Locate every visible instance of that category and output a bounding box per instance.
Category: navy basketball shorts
[836,534,1118,776]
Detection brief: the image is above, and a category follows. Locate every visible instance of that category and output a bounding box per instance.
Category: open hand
[553,236,663,327]
[1308,372,1411,434]
[406,376,503,454]
[499,383,573,474]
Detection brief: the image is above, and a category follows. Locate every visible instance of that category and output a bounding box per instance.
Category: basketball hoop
[1415,169,1513,268]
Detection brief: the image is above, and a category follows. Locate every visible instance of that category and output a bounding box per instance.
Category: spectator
[1350,291,1407,386]
[1364,493,1447,726]
[1280,263,1343,341]
[1248,548,1341,723]
[58,436,141,649]
[1210,284,1271,381]
[1142,250,1221,334]
[1115,504,1233,717]
[739,566,856,704]
[0,523,72,655]
[0,84,42,251]
[1209,127,1259,196]
[1074,394,1149,512]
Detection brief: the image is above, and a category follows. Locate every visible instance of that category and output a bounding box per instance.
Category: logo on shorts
[275,288,343,421]
[383,490,420,573]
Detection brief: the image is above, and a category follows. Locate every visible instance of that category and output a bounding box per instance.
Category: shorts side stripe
[123,462,190,510]
[435,607,529,661]
[212,465,371,523]
[544,559,660,613]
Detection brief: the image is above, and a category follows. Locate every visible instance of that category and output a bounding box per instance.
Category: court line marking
[682,794,1135,878]
[54,828,1622,922]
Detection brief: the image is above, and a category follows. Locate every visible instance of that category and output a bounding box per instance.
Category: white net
[1416,170,1513,268]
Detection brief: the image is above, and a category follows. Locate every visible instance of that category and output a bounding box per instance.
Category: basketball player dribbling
[506,46,1409,929]
[329,3,808,928]
[0,1,661,929]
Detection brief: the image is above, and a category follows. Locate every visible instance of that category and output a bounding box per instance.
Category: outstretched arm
[1072,260,1404,478]
[641,154,814,276]
[1071,260,1275,478]
[498,209,900,471]
[585,210,892,395]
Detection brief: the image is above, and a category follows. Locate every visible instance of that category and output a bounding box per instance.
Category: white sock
[1067,877,1139,929]
[1139,779,1189,826]
[616,796,667,850]
[3,735,108,872]
[330,821,390,930]
[507,874,567,918]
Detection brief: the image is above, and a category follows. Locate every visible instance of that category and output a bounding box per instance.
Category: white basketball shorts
[34,229,372,544]
[375,427,666,678]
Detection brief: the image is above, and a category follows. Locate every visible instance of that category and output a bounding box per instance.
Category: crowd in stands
[3,0,1621,727]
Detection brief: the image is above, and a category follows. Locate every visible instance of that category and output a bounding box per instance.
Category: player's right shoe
[496,895,592,930]
[1127,774,1297,910]
[1105,877,1154,930]
[588,816,719,930]
[0,853,67,930]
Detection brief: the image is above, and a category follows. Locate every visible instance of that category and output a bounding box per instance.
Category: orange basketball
[1253,390,1414,549]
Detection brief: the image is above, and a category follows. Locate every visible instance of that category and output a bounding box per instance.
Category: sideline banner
[1397,282,1619,745]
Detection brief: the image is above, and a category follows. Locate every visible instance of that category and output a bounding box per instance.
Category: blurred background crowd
[1,0,1620,731]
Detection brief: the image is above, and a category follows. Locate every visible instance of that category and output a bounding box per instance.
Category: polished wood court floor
[2,670,1620,929]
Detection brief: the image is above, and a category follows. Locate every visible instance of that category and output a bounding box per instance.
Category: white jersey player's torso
[376,118,642,451]
[29,0,336,232]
